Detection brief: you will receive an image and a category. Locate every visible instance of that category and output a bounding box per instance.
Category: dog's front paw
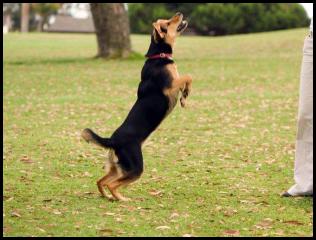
[182,87,190,98]
[180,96,186,107]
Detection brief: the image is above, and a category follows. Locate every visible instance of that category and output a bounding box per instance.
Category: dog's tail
[81,128,114,149]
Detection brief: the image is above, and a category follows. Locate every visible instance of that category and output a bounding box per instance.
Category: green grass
[3,29,313,237]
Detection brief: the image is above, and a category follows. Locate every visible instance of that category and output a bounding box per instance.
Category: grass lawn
[3,29,313,237]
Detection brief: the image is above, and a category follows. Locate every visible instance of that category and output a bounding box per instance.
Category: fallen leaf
[255,218,273,229]
[183,234,194,237]
[20,156,34,164]
[99,228,114,235]
[3,226,12,233]
[149,189,163,196]
[37,227,46,233]
[83,171,92,177]
[215,206,223,211]
[170,212,179,219]
[156,226,171,230]
[53,210,62,215]
[274,229,285,236]
[11,212,21,218]
[104,212,116,216]
[283,220,304,226]
[223,230,240,236]
[3,196,14,202]
[83,192,94,195]
[223,209,237,217]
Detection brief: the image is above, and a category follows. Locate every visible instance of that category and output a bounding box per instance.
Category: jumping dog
[82,12,192,201]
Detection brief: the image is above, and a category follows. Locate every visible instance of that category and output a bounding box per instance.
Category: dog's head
[152,12,188,47]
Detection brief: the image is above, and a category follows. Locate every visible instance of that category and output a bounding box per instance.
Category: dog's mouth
[177,20,188,32]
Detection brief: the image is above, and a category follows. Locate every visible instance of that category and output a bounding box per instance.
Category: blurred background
[3,3,313,36]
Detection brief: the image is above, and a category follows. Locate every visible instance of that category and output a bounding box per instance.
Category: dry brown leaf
[255,218,273,229]
[224,209,238,217]
[11,212,21,218]
[149,189,163,196]
[20,156,34,164]
[4,196,14,202]
[274,229,285,236]
[283,220,304,226]
[3,226,12,234]
[99,228,114,235]
[223,230,240,236]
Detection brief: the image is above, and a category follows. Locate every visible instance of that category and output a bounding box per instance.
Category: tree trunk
[21,3,30,32]
[90,3,131,58]
[3,14,12,33]
[36,15,43,32]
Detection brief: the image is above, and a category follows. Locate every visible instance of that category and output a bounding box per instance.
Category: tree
[128,3,309,36]
[3,3,20,32]
[90,3,131,58]
[30,3,61,32]
[128,3,172,34]
[21,3,30,32]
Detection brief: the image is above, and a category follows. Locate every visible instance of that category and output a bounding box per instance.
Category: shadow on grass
[281,195,313,210]
[4,57,96,66]
[4,51,145,66]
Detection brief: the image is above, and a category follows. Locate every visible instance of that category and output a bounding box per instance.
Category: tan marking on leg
[97,153,124,201]
[164,64,192,109]
[97,168,117,200]
[107,175,140,202]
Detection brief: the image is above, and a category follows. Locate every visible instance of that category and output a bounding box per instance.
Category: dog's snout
[175,12,182,17]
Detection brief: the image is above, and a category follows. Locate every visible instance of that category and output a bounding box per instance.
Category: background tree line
[3,3,60,32]
[128,3,310,36]
[3,3,310,59]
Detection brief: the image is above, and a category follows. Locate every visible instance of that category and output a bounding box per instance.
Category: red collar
[146,53,173,60]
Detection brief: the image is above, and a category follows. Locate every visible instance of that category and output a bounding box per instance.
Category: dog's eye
[161,27,167,33]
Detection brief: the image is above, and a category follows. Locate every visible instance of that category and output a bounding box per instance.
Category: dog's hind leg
[97,166,122,200]
[96,150,122,200]
[107,173,141,202]
[106,145,143,201]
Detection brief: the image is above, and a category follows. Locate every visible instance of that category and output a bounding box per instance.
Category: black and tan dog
[82,12,192,201]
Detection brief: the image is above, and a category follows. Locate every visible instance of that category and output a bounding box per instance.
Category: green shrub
[128,3,310,35]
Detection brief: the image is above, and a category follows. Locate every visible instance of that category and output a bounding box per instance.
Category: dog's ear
[153,22,165,40]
